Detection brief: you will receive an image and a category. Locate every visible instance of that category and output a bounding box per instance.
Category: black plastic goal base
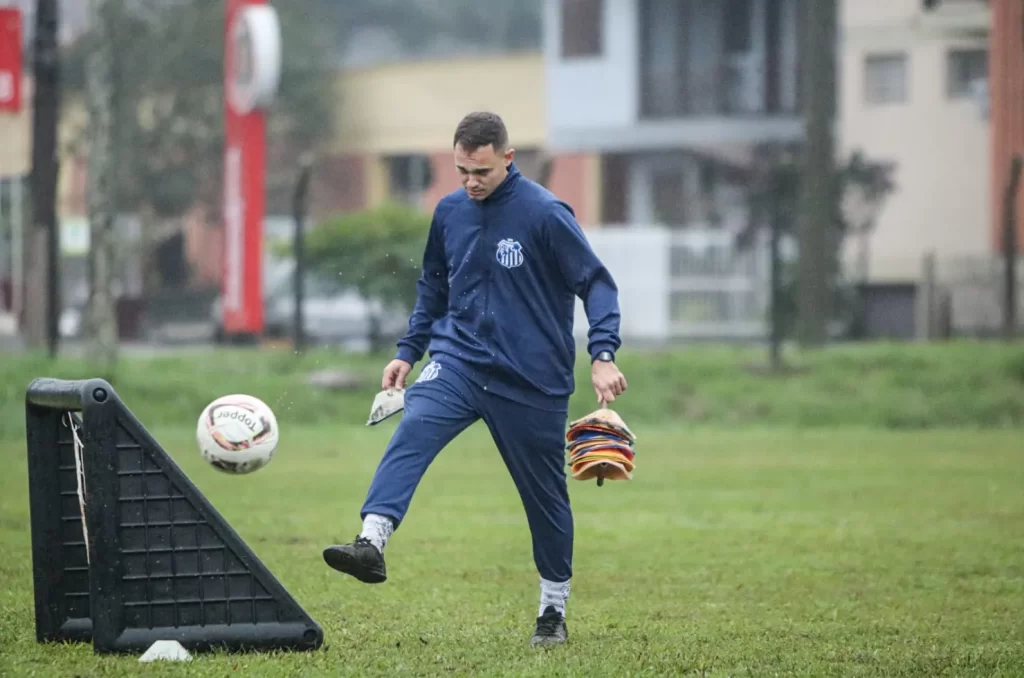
[25,377,324,655]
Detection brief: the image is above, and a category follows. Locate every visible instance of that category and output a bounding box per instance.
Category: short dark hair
[453,111,508,152]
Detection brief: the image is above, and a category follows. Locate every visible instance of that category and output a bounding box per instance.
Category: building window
[600,154,630,225]
[864,53,908,105]
[947,48,987,98]
[638,0,799,118]
[638,152,747,230]
[651,166,688,228]
[638,0,685,117]
[387,154,433,206]
[510,149,546,183]
[560,0,602,58]
[723,0,753,53]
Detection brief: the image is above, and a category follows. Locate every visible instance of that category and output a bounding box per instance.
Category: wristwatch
[593,350,615,363]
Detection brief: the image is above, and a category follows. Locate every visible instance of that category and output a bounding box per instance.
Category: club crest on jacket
[496,238,524,269]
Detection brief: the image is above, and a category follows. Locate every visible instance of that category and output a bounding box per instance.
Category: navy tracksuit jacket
[361,163,622,582]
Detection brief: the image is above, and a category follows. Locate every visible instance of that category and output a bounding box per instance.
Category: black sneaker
[529,605,568,647]
[322,537,387,584]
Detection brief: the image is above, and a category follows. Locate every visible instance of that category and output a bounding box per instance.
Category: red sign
[0,8,22,113]
[222,0,280,336]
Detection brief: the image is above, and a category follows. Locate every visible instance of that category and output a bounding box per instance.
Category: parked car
[210,259,408,349]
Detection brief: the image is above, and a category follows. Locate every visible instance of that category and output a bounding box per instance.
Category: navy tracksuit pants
[360,359,574,583]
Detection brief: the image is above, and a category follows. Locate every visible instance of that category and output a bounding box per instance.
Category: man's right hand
[382,359,413,390]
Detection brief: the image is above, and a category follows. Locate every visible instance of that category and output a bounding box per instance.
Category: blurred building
[0,0,91,226]
[318,50,593,222]
[839,0,991,283]
[0,1,93,327]
[185,49,595,289]
[542,0,803,342]
[543,0,803,230]
[541,0,1018,342]
[3,1,1016,343]
[0,73,92,329]
[989,0,1024,254]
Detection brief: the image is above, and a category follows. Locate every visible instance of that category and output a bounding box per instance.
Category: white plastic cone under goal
[139,640,193,662]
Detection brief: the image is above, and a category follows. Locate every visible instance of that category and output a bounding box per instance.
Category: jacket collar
[480,162,521,204]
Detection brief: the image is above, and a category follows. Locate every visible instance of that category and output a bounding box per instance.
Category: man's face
[454,143,514,200]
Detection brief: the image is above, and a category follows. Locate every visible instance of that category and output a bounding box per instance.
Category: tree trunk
[21,226,49,347]
[137,206,162,294]
[797,0,838,348]
[536,153,554,189]
[1002,155,1023,340]
[769,165,785,372]
[368,309,384,354]
[84,0,119,369]
[25,0,61,354]
[292,157,313,354]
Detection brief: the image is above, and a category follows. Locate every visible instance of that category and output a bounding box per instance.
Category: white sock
[359,514,394,553]
[539,577,570,617]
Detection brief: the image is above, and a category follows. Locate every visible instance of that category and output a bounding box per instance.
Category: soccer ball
[196,394,278,474]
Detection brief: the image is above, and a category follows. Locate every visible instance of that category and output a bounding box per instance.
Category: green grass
[3,340,1024,440]
[2,423,1023,676]
[2,343,1023,674]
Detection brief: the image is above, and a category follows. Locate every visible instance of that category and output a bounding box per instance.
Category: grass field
[4,340,1024,438]
[2,417,1023,676]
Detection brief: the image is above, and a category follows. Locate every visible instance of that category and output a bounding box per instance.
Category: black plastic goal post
[25,377,323,655]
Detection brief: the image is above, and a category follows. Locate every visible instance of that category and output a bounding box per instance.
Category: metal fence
[927,252,1024,338]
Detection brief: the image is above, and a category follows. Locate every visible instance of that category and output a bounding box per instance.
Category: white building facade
[545,0,995,342]
[545,0,804,341]
[544,0,804,231]
[838,0,990,282]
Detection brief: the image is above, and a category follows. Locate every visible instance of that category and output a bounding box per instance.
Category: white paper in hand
[139,640,192,662]
[366,388,405,426]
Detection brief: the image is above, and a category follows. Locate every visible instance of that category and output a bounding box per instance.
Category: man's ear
[504,147,515,166]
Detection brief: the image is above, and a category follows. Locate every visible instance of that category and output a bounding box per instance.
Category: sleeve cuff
[395,345,421,365]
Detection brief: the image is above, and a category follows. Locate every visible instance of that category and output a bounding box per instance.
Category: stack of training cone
[566,404,636,486]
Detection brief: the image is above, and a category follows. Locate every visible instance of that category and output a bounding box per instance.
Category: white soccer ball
[196,394,278,474]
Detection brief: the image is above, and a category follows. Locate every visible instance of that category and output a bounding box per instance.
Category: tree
[62,0,338,289]
[83,0,118,370]
[303,203,430,351]
[840,150,899,282]
[739,144,897,346]
[25,0,60,355]
[797,0,838,347]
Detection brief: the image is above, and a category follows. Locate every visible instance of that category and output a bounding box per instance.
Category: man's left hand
[592,360,627,405]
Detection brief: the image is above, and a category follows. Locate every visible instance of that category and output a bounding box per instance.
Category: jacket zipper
[478,201,495,380]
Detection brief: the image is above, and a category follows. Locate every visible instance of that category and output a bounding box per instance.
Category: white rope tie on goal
[63,413,90,565]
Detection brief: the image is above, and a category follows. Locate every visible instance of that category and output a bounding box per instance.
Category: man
[323,112,627,647]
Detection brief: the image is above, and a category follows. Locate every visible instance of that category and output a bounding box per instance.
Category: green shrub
[305,201,431,313]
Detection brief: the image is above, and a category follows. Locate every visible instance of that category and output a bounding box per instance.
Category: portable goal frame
[25,377,323,655]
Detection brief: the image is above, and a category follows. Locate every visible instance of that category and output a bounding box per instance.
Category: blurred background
[0,0,1015,365]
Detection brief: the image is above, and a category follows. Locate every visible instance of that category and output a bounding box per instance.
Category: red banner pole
[223,0,278,340]
[0,7,22,114]
[0,7,22,322]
